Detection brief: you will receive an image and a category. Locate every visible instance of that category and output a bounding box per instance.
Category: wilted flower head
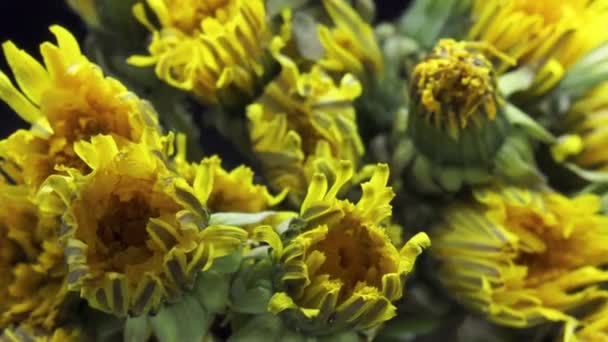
[128,0,271,104]
[405,39,514,190]
[431,185,608,327]
[248,42,364,203]
[0,184,70,335]
[468,0,608,94]
[254,162,430,335]
[317,0,383,77]
[0,25,160,190]
[39,135,247,317]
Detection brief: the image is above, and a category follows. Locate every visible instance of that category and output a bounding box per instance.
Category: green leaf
[231,286,274,314]
[318,331,361,342]
[149,293,212,342]
[498,67,535,97]
[210,251,244,274]
[374,315,440,342]
[228,314,283,342]
[124,315,151,342]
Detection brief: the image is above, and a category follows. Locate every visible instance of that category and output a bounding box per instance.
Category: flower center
[411,39,498,136]
[166,0,237,34]
[311,217,398,300]
[507,206,583,287]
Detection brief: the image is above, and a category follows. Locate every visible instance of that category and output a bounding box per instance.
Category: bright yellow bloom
[254,162,430,335]
[174,152,286,213]
[39,135,247,317]
[1,326,82,342]
[128,0,271,104]
[0,184,69,334]
[317,0,384,77]
[0,25,161,190]
[411,39,501,140]
[552,82,608,174]
[468,0,608,94]
[247,42,364,203]
[431,185,608,328]
[563,302,608,341]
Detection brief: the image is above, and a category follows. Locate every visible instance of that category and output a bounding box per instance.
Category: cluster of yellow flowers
[3,0,608,341]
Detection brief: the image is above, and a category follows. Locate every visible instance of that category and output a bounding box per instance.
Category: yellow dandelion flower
[0,25,161,190]
[468,0,608,94]
[552,82,608,175]
[247,41,364,203]
[0,183,69,333]
[39,135,247,317]
[254,162,430,335]
[173,151,286,213]
[128,0,271,104]
[431,185,608,328]
[317,0,384,77]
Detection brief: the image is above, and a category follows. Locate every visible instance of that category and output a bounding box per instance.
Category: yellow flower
[563,302,608,341]
[552,82,608,174]
[39,135,247,317]
[317,0,384,77]
[468,0,608,95]
[0,25,161,190]
[174,152,286,213]
[128,0,271,104]
[247,42,364,203]
[0,183,69,333]
[254,162,430,335]
[1,326,82,342]
[431,185,608,327]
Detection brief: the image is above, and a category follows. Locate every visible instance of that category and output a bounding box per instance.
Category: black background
[0,1,409,139]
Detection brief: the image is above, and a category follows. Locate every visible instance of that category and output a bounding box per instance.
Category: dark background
[0,1,409,139]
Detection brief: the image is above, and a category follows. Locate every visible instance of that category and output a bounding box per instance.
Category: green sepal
[374,315,440,342]
[124,315,151,342]
[503,104,555,143]
[227,314,283,342]
[194,271,231,314]
[210,251,245,274]
[149,286,213,342]
[231,259,275,314]
[398,0,471,49]
[494,135,544,185]
[292,12,325,60]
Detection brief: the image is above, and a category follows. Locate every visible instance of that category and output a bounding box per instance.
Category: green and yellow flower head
[128,0,271,105]
[431,185,608,327]
[468,0,608,95]
[317,0,384,78]
[551,82,608,176]
[0,25,160,190]
[248,41,364,204]
[38,135,247,317]
[254,162,430,335]
[0,183,71,337]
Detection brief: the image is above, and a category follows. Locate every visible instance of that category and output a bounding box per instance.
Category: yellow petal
[2,41,50,104]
